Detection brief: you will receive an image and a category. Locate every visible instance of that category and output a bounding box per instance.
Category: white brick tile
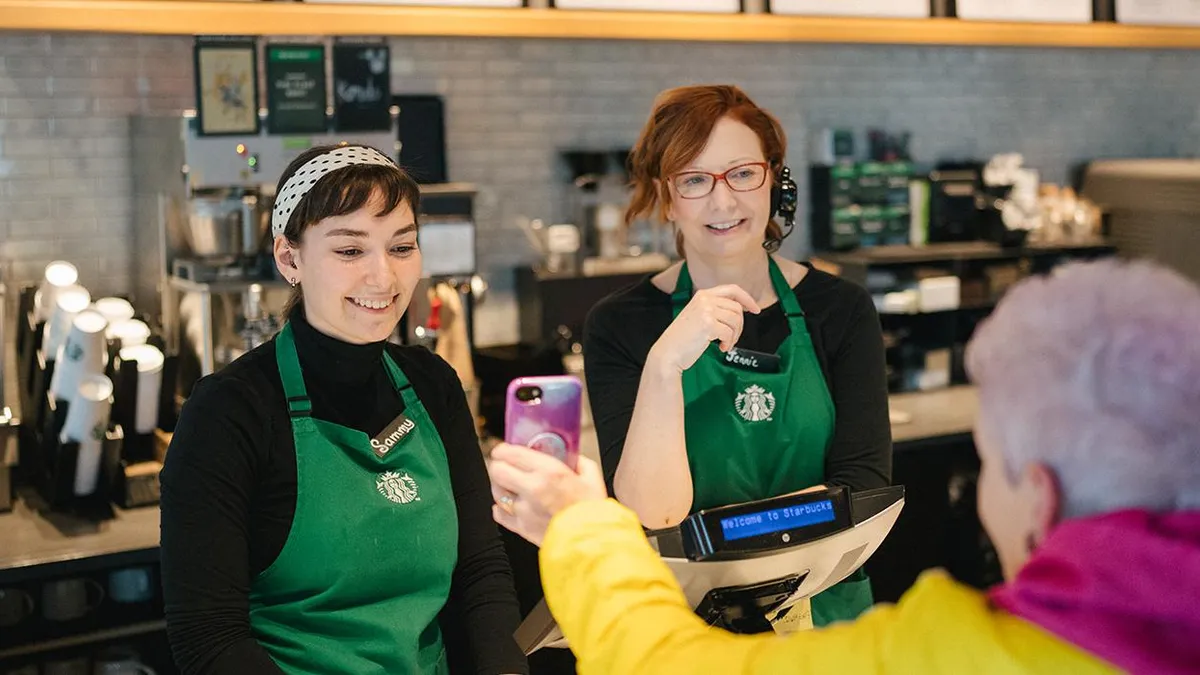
[0,136,57,158]
[136,36,191,58]
[1,56,52,77]
[2,260,52,286]
[48,33,127,57]
[45,97,93,118]
[0,34,51,54]
[0,77,50,97]
[50,156,108,179]
[93,174,133,195]
[0,117,51,137]
[0,157,52,178]
[48,57,97,76]
[50,116,128,138]
[5,200,55,230]
[49,76,132,97]
[91,96,142,116]
[2,176,78,197]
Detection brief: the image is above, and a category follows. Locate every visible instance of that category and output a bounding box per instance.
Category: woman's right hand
[648,284,761,374]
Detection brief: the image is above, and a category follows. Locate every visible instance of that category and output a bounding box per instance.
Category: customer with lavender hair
[488,258,1200,675]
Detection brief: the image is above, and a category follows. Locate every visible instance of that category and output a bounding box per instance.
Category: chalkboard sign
[266,43,328,135]
[332,43,392,132]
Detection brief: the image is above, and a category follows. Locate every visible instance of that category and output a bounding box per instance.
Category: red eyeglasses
[670,162,769,199]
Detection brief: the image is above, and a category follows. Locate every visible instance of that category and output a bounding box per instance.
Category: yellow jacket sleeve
[539,499,1118,675]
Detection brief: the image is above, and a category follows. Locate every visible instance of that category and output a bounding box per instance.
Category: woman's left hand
[488,443,608,546]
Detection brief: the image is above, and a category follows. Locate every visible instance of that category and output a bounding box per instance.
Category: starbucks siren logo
[64,339,84,362]
[735,385,775,423]
[376,471,420,505]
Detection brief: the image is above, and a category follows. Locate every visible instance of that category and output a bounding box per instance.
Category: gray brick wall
[3,32,1200,345]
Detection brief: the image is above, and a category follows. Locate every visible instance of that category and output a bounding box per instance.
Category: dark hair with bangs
[275,144,421,318]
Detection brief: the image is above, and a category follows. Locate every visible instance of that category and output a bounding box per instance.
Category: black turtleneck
[159,309,529,675]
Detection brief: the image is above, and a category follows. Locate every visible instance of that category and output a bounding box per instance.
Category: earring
[289,278,297,288]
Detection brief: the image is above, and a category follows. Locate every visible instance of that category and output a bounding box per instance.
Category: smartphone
[504,375,583,471]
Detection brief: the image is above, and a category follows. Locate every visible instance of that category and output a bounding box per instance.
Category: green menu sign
[266,44,327,135]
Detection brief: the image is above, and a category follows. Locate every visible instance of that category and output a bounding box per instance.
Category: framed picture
[193,38,261,136]
[265,43,328,135]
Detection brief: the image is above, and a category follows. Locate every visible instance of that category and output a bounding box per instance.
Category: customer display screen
[719,499,837,542]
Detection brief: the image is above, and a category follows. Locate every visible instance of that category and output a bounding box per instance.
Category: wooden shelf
[3,1,1200,48]
[812,238,1116,268]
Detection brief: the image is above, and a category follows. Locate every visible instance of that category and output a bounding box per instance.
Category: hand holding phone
[504,375,582,471]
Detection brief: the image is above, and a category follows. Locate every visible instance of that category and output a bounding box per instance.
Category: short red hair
[624,84,787,253]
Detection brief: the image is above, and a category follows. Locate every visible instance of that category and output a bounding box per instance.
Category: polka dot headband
[271,145,397,238]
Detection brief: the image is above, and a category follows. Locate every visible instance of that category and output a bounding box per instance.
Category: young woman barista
[160,145,528,675]
[581,85,893,627]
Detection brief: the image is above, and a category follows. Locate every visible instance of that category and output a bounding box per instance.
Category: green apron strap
[381,351,421,411]
[670,262,693,318]
[672,258,802,321]
[767,257,804,319]
[275,323,312,418]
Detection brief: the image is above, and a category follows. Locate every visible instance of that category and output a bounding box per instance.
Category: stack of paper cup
[34,260,79,323]
[48,309,109,402]
[107,319,151,349]
[60,374,114,497]
[119,344,164,435]
[93,297,136,325]
[42,285,92,361]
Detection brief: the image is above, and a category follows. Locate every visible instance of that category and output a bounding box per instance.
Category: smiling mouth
[706,219,746,233]
[348,295,399,311]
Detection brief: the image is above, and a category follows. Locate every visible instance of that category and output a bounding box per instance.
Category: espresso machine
[131,109,400,397]
[560,149,671,277]
[398,183,485,423]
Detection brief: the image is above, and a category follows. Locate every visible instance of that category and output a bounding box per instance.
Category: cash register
[516,485,904,652]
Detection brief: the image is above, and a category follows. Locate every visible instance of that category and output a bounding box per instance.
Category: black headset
[765,164,798,253]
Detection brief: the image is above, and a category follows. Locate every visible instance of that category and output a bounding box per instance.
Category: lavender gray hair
[965,258,1200,518]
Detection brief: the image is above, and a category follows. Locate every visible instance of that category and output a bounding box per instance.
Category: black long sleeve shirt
[159,309,528,675]
[583,263,893,499]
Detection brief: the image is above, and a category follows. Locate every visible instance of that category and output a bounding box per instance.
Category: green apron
[673,258,874,627]
[248,323,458,674]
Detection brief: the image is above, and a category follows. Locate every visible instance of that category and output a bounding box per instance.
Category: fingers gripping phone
[504,375,583,471]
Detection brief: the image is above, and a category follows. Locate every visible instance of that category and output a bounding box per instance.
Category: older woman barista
[493,258,1200,675]
[160,145,528,675]
[581,84,891,626]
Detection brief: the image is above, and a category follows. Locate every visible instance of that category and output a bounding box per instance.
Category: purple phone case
[505,375,583,470]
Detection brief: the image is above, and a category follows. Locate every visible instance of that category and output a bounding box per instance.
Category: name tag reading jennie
[722,347,781,373]
[371,413,417,458]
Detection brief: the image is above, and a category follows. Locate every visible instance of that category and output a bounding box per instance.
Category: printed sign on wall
[266,43,328,135]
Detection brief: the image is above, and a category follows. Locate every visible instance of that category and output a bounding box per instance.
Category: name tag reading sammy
[371,412,416,459]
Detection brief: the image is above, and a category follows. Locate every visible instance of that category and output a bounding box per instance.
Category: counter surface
[0,386,977,577]
[889,385,978,446]
[0,489,159,583]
